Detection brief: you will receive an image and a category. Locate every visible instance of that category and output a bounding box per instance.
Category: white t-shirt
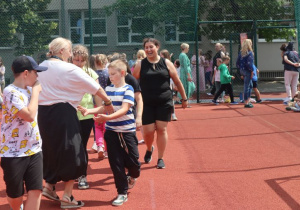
[38,60,100,108]
[0,85,42,157]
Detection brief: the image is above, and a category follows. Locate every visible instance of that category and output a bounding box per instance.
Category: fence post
[88,0,93,55]
[194,0,199,103]
[61,0,66,37]
[295,0,300,53]
[253,20,258,66]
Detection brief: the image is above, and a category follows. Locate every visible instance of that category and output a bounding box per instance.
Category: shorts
[142,104,172,125]
[253,81,258,88]
[1,152,43,198]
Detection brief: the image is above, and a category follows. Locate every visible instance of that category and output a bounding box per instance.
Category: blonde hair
[181,43,189,51]
[241,39,253,57]
[222,55,230,62]
[136,49,146,60]
[72,44,89,62]
[95,54,107,67]
[108,59,127,73]
[47,37,72,57]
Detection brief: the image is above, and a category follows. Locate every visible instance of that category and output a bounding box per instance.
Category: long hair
[241,39,253,57]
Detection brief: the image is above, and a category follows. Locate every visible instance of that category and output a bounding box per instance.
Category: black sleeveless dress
[140,57,173,124]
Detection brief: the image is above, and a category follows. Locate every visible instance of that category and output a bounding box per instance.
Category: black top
[213,50,222,70]
[284,51,300,72]
[140,57,172,106]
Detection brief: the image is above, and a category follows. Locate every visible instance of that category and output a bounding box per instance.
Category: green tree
[201,0,295,42]
[0,0,57,55]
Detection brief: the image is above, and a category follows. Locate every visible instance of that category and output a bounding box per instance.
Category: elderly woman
[37,37,113,208]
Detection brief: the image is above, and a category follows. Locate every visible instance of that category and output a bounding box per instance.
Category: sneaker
[212,99,219,105]
[138,139,145,144]
[112,194,128,206]
[144,145,154,163]
[230,102,239,105]
[244,103,254,108]
[291,107,300,112]
[91,142,97,153]
[171,113,178,121]
[97,146,105,159]
[206,93,212,96]
[157,159,165,169]
[127,176,136,189]
[256,99,262,103]
[250,98,256,103]
[78,176,89,190]
[283,101,289,105]
[286,106,292,111]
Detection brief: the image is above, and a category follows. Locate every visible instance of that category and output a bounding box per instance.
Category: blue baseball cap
[12,56,48,73]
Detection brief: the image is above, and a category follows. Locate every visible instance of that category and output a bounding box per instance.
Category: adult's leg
[243,74,252,104]
[7,196,23,210]
[155,120,169,159]
[284,70,293,100]
[143,123,156,152]
[290,72,299,98]
[25,190,41,210]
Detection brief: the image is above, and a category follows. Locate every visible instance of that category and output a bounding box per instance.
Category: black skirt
[38,103,87,184]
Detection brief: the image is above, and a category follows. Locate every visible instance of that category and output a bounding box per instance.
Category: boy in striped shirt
[78,60,140,206]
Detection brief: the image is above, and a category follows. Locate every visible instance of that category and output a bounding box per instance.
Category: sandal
[60,195,84,209]
[42,186,60,201]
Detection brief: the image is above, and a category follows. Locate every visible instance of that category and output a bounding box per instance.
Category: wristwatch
[180,99,188,102]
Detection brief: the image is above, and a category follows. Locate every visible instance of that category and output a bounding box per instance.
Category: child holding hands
[212,56,238,105]
[78,59,140,206]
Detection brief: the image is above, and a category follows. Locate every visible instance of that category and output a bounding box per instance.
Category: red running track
[1,96,300,209]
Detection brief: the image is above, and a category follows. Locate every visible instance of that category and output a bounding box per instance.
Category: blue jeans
[243,74,253,101]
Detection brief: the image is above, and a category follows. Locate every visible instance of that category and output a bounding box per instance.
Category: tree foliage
[201,0,295,42]
[0,0,57,55]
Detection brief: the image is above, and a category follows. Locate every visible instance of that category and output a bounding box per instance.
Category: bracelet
[180,99,188,102]
[103,100,112,106]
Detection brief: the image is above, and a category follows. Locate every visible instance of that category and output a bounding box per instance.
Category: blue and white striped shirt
[105,84,135,132]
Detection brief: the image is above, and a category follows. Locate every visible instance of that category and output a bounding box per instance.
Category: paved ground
[1,92,300,210]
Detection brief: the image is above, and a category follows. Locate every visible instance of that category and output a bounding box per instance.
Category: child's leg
[124,132,141,179]
[213,84,226,101]
[104,130,128,195]
[25,190,41,210]
[253,88,261,100]
[226,84,235,102]
[95,122,105,148]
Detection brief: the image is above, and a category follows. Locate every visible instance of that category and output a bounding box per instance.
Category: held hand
[182,100,188,108]
[93,114,108,123]
[135,117,142,130]
[231,76,235,80]
[294,63,300,67]
[187,77,193,82]
[104,104,114,114]
[77,105,89,116]
[32,80,42,92]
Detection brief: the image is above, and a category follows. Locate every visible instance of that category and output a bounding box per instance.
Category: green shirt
[77,67,99,121]
[218,64,232,84]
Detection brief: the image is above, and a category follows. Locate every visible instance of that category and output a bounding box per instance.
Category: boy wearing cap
[0,56,47,210]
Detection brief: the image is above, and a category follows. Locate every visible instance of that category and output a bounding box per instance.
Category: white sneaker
[171,114,178,121]
[91,142,97,153]
[78,176,89,190]
[112,194,128,206]
[97,146,105,159]
[127,176,136,189]
[138,139,145,144]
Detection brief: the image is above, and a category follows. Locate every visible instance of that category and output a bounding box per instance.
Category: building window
[117,12,154,44]
[40,11,59,38]
[165,16,194,43]
[69,10,107,45]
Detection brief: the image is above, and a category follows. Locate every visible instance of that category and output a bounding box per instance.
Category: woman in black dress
[133,38,187,169]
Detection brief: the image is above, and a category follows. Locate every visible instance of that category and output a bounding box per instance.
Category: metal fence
[0,0,299,102]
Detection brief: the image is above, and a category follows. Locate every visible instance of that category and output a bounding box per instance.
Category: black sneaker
[157,159,165,169]
[144,145,154,163]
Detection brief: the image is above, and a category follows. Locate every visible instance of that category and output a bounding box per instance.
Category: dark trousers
[213,83,234,102]
[104,130,141,194]
[79,118,94,176]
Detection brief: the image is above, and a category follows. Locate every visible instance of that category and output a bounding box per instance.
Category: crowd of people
[0,36,299,210]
